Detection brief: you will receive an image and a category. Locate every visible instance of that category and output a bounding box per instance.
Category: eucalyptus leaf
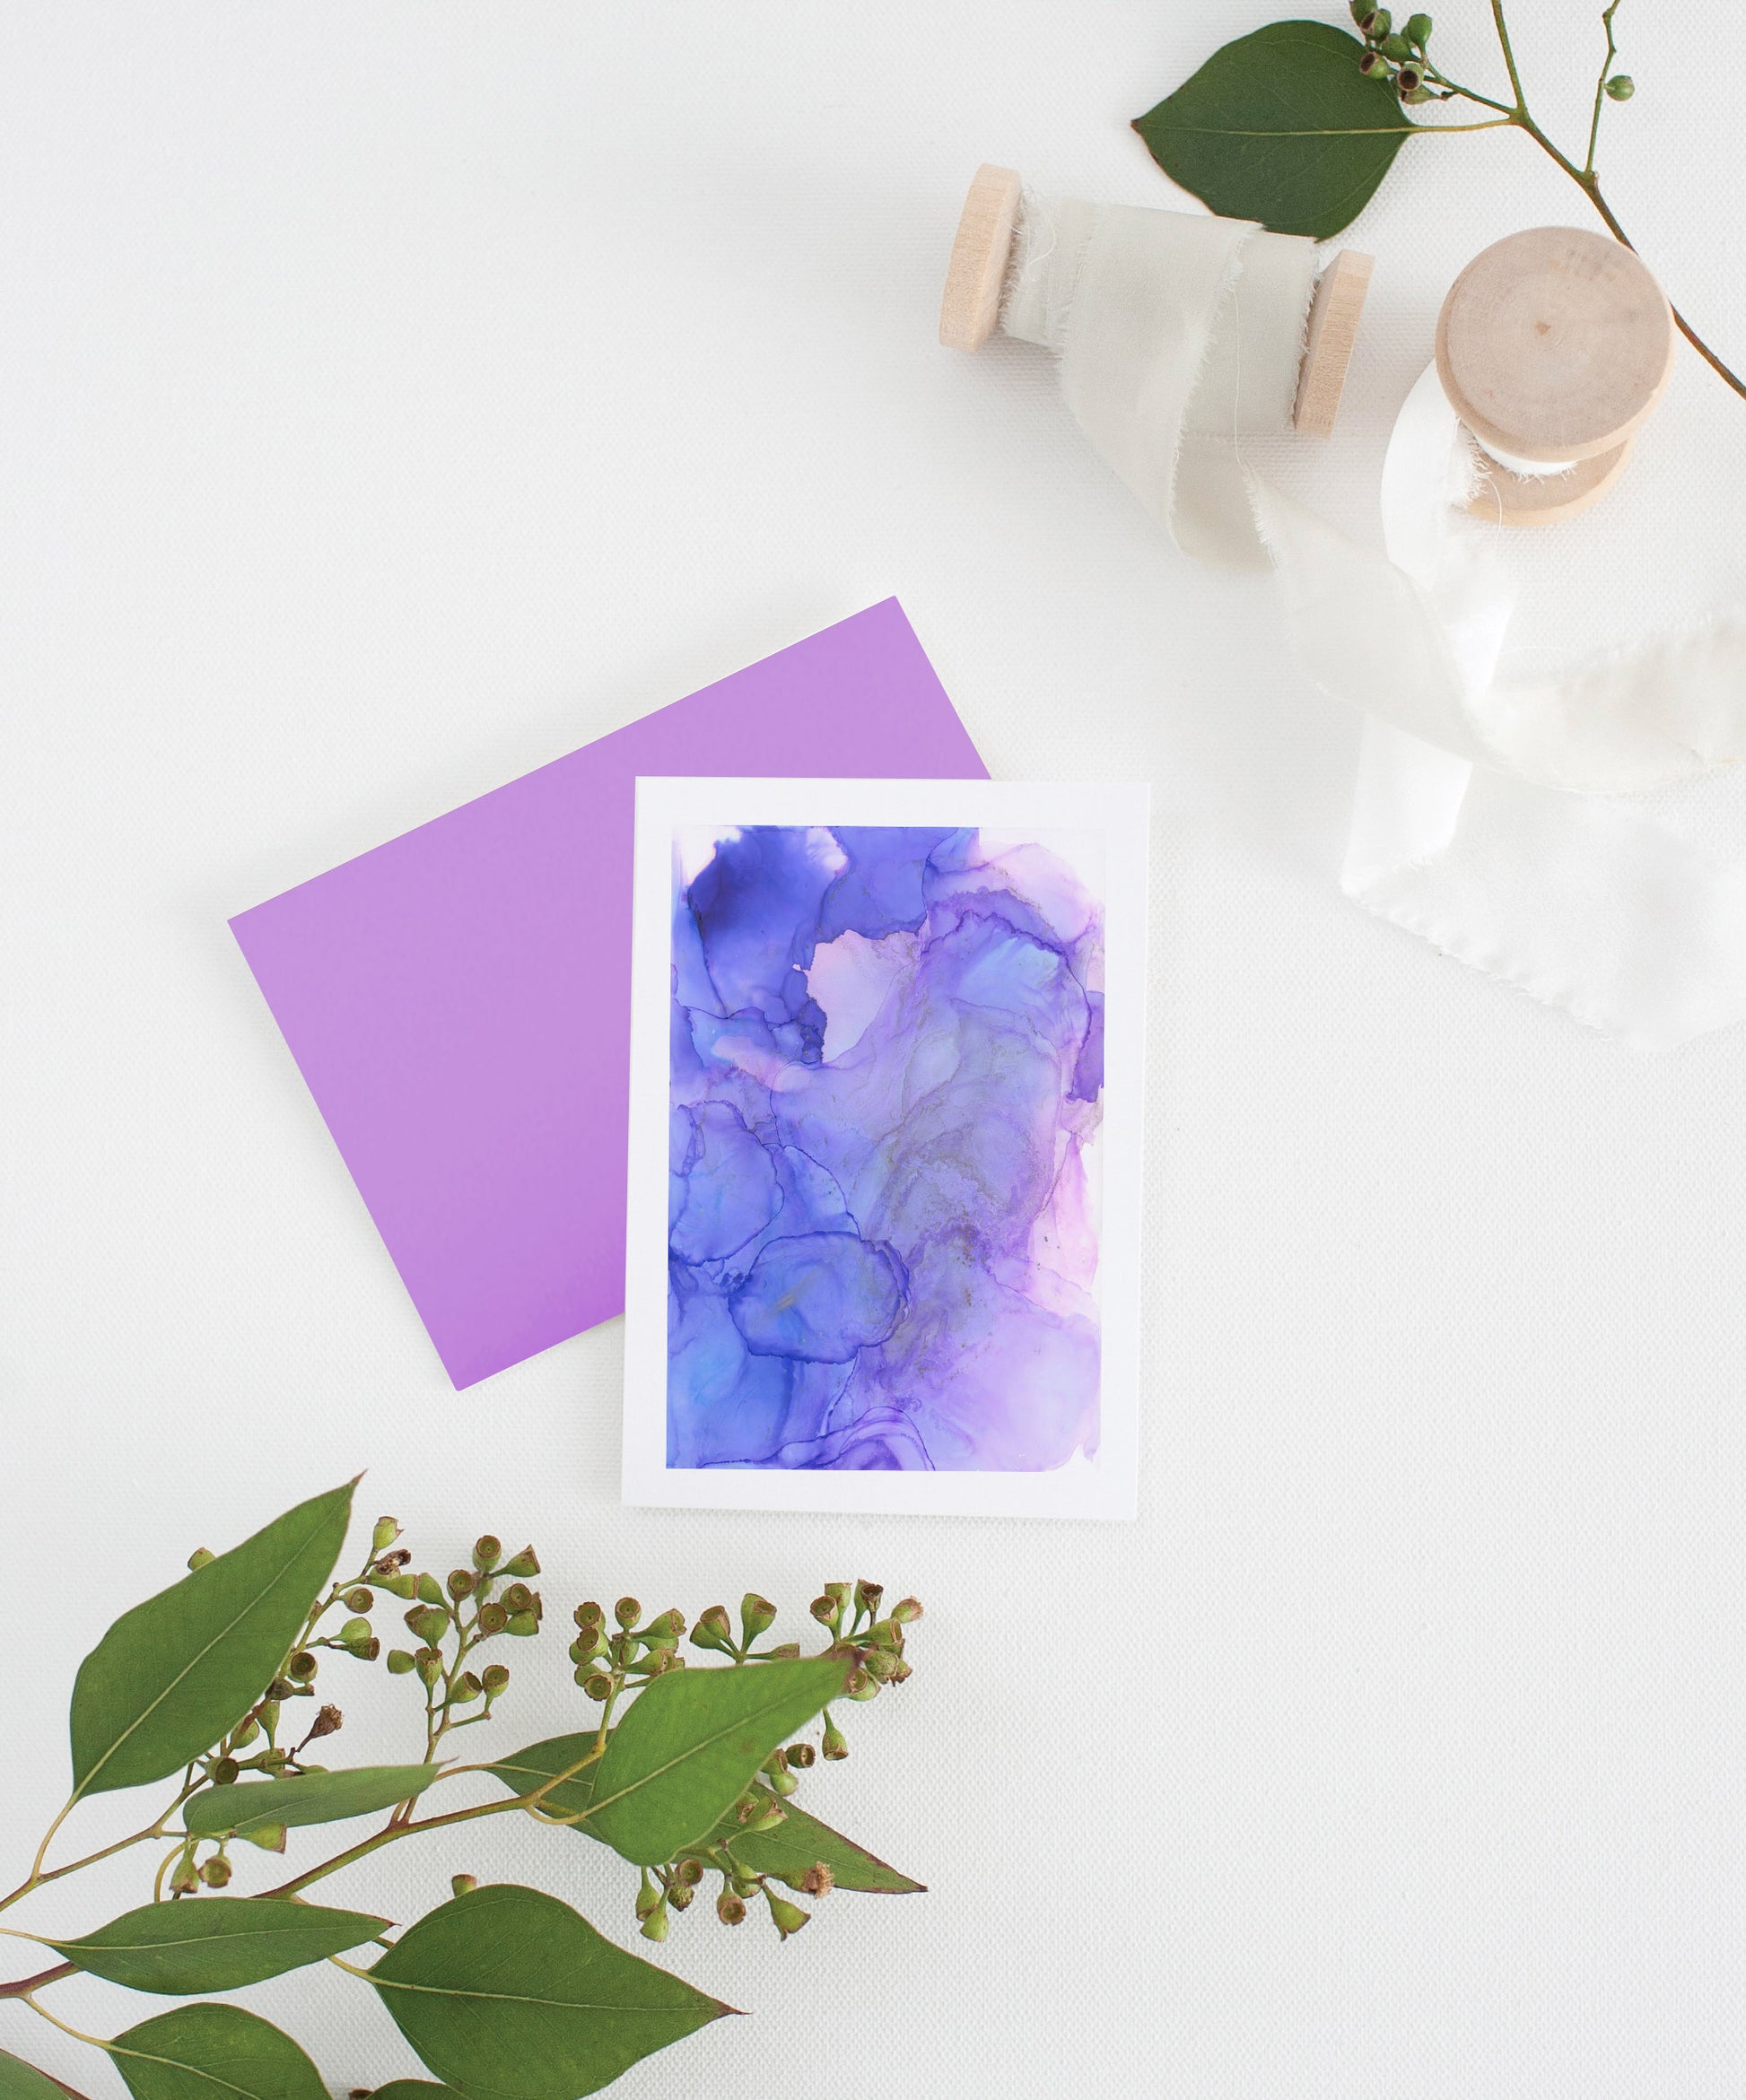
[45,1897,388,1995]
[584,1655,850,1866]
[367,2086,466,2100]
[366,1884,729,2100]
[491,1735,922,1892]
[0,2046,74,2100]
[109,2004,327,2100]
[1133,21,1415,239]
[694,1789,924,1895]
[183,1765,440,1838]
[69,1483,355,1799]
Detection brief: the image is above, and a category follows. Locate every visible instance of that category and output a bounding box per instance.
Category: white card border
[623,777,1149,1521]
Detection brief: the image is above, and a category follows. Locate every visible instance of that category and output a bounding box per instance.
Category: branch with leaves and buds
[0,1482,924,2100]
[1134,3,1746,402]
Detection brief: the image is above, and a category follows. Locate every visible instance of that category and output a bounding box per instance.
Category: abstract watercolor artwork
[624,779,1148,1519]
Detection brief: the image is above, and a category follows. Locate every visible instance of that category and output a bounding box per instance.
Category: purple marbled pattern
[668,824,1104,1471]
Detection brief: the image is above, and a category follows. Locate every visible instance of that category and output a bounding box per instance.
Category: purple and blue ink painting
[668,823,1105,1471]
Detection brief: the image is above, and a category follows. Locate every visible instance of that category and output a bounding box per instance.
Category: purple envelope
[229,602,986,1389]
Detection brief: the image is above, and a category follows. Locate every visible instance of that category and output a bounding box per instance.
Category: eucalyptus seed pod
[170,1856,200,1896]
[231,1714,260,1748]
[717,1890,746,1926]
[1405,11,1432,41]
[675,1857,704,1888]
[210,1756,240,1785]
[769,1766,799,1798]
[266,1678,296,1703]
[808,1596,837,1625]
[416,1649,443,1687]
[574,1599,605,1628]
[799,1861,834,1897]
[615,1596,642,1628]
[635,1873,662,1921]
[891,1597,924,1624]
[1360,7,1390,35]
[786,1742,816,1770]
[823,1581,851,1604]
[581,1671,614,1701]
[239,1822,286,1853]
[386,1648,416,1675]
[506,1610,539,1637]
[853,1580,884,1616]
[415,1572,445,1607]
[668,1883,694,1912]
[862,1648,899,1682]
[1605,73,1634,99]
[371,1516,402,1554]
[481,1662,510,1694]
[372,1572,417,1600]
[351,1636,381,1661]
[454,1672,484,1703]
[405,1605,450,1646]
[821,1718,849,1761]
[200,1855,232,1888]
[733,1792,764,1825]
[640,1903,668,1942]
[308,1704,344,1740]
[740,1593,777,1640]
[187,1548,216,1572]
[451,1873,479,1898]
[258,1699,282,1733]
[447,1569,476,1600]
[473,1536,503,1571]
[477,1601,510,1636]
[341,1616,371,1644]
[748,1800,786,1833]
[502,1546,541,1578]
[691,1604,734,1652]
[1396,62,1422,91]
[1401,83,1433,101]
[286,1651,318,1681]
[1358,48,1386,74]
[764,1642,800,1660]
[643,1608,685,1644]
[764,1890,808,1940]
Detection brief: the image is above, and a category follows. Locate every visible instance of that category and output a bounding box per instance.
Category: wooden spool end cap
[1436,225,1675,465]
[1465,436,1635,528]
[939,163,1023,351]
[1294,248,1375,440]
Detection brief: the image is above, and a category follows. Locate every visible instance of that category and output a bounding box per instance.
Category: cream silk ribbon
[1003,195,1746,1048]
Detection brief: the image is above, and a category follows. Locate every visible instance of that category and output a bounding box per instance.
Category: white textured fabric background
[4,4,1746,2096]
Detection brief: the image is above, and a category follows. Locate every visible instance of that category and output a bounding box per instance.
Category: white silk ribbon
[1002,193,1746,1047]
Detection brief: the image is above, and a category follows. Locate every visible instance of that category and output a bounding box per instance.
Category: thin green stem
[1585,0,1623,174]
[16,1993,112,2052]
[1488,0,1527,109]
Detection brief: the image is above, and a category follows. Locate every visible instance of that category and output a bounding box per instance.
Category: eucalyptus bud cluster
[1349,0,1443,102]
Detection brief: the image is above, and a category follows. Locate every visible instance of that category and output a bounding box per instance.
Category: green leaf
[366,1884,729,2100]
[367,2087,465,2100]
[183,1764,440,1838]
[490,1735,922,1893]
[0,2046,75,2100]
[485,1733,603,1822]
[69,1483,355,1799]
[584,1655,851,1866]
[694,1788,925,1895]
[1133,22,1416,240]
[109,2004,327,2100]
[45,1897,388,1995]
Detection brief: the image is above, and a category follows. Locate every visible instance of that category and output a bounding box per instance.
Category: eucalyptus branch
[1585,0,1622,174]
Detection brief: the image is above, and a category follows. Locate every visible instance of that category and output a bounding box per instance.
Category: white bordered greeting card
[623,778,1149,1520]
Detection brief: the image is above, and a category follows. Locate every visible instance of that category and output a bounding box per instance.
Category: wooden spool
[938,162,1375,440]
[1436,225,1676,527]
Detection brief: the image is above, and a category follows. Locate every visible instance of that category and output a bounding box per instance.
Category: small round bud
[1360,7,1390,34]
[891,1597,924,1624]
[691,1604,734,1652]
[415,1572,445,1607]
[1402,83,1432,100]
[372,1572,417,1600]
[200,1855,232,1888]
[341,1616,371,1643]
[286,1650,318,1682]
[258,1701,282,1733]
[639,1904,668,1942]
[769,1765,799,1797]
[404,1605,450,1646]
[187,1547,216,1572]
[416,1649,443,1687]
[387,1648,416,1674]
[502,1546,541,1578]
[454,1672,483,1703]
[210,1756,240,1785]
[231,1715,260,1748]
[447,1568,476,1600]
[717,1890,746,1926]
[371,1516,402,1554]
[863,1647,899,1682]
[506,1610,539,1637]
[822,1719,849,1761]
[642,1607,685,1643]
[764,1642,800,1660]
[266,1678,295,1703]
[451,1873,478,1898]
[239,1822,286,1853]
[635,1873,662,1921]
[740,1593,777,1640]
[481,1662,510,1694]
[170,1859,201,1896]
[675,1857,704,1887]
[786,1741,816,1769]
[582,1671,614,1701]
[799,1861,835,1897]
[764,1890,808,1939]
[477,1601,509,1636]
[1358,48,1386,74]
[344,1588,374,1613]
[472,1536,502,1571]
[1405,11,1432,41]
[1605,73,1634,100]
